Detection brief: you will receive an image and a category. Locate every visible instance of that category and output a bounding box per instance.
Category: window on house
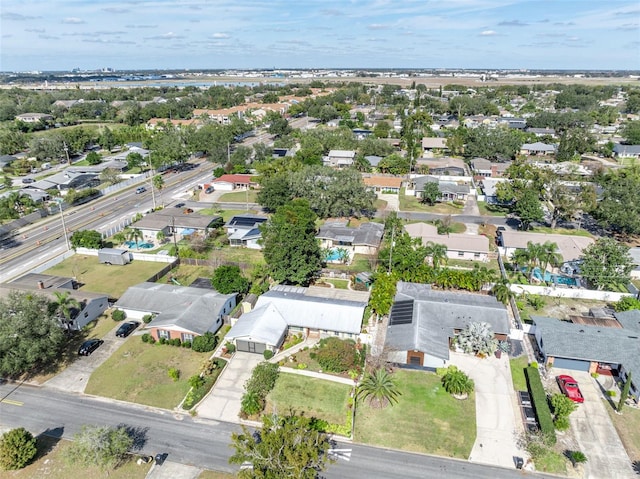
[458,251,464,257]
[182,333,194,343]
[158,329,170,340]
[84,312,89,318]
[409,356,422,366]
[474,253,481,259]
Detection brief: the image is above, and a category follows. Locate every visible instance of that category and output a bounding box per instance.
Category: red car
[557,375,584,403]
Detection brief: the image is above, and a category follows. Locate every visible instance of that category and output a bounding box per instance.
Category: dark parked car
[78,339,104,356]
[174,202,185,208]
[22,178,35,184]
[115,321,139,338]
[135,186,146,194]
[205,185,215,194]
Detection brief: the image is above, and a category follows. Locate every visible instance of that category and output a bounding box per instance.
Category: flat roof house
[404,223,490,262]
[15,113,53,123]
[323,150,356,168]
[0,273,108,330]
[226,285,370,354]
[115,282,237,343]
[385,282,510,368]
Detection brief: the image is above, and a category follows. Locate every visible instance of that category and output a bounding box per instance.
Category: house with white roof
[225,285,370,354]
[404,223,490,262]
[520,142,557,156]
[323,150,356,168]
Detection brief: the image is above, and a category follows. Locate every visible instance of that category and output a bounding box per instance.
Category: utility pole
[63,141,71,165]
[57,198,70,251]
[387,226,395,274]
[172,216,179,258]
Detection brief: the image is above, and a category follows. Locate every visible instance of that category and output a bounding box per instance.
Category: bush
[142,314,153,324]
[554,415,570,431]
[567,450,587,466]
[189,375,205,389]
[182,341,192,348]
[441,366,475,396]
[141,333,153,343]
[192,332,218,352]
[297,363,308,370]
[168,368,180,382]
[225,342,236,353]
[111,309,126,321]
[525,367,556,445]
[169,338,181,347]
[158,337,167,345]
[314,337,360,373]
[244,362,279,398]
[0,428,37,470]
[263,349,274,360]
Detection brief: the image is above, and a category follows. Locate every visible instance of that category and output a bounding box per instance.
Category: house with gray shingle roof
[317,220,384,259]
[413,175,471,202]
[613,143,640,160]
[520,142,557,156]
[385,282,510,368]
[532,314,640,402]
[115,282,237,343]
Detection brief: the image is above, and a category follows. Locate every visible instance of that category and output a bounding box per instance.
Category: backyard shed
[98,248,131,265]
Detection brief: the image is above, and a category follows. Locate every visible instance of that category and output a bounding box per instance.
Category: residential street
[0,382,557,479]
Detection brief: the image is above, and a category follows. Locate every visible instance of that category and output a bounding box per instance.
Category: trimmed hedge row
[525,366,556,445]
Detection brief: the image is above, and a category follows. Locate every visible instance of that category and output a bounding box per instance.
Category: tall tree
[0,292,66,377]
[260,199,322,286]
[211,265,249,294]
[514,189,544,230]
[425,242,448,269]
[595,169,640,236]
[369,272,398,318]
[229,413,334,479]
[420,182,441,205]
[580,238,633,290]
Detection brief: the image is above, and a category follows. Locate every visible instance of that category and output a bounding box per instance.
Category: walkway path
[462,194,481,216]
[278,367,356,385]
[449,352,528,470]
[379,193,399,212]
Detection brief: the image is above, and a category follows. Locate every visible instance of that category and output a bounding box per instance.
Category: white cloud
[211,32,230,38]
[480,30,496,36]
[146,32,185,40]
[62,17,85,24]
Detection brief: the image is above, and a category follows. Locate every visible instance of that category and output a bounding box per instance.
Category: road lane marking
[0,399,23,406]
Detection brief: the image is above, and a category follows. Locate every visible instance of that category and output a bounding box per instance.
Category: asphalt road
[0,382,554,479]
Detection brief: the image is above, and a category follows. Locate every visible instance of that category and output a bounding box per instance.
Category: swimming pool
[521,267,577,286]
[325,248,349,262]
[124,241,154,249]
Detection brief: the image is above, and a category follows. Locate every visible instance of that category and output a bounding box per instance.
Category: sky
[0,0,639,72]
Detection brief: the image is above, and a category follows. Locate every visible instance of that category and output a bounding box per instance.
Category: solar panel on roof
[231,216,266,228]
[389,300,414,325]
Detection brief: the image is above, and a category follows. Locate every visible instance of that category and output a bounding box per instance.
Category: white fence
[30,249,76,274]
[75,247,177,264]
[510,284,632,302]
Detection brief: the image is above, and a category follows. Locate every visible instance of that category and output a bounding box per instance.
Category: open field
[515,295,610,322]
[157,264,212,286]
[355,369,476,458]
[529,226,594,238]
[85,338,208,409]
[44,255,169,298]
[265,373,352,426]
[400,193,462,214]
[6,436,151,479]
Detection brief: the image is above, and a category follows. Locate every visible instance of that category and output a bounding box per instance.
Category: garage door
[553,357,590,371]
[236,340,266,354]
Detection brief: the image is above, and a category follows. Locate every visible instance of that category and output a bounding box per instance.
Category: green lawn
[374,198,388,210]
[355,369,476,458]
[400,193,462,214]
[445,258,500,272]
[323,278,350,289]
[218,190,258,203]
[210,247,266,266]
[608,401,640,464]
[327,254,372,273]
[44,255,170,298]
[510,355,529,392]
[477,201,509,217]
[265,373,352,426]
[8,436,151,479]
[157,264,213,286]
[85,338,208,409]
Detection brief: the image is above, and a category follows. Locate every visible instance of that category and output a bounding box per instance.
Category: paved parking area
[43,326,127,393]
[196,352,263,423]
[449,352,527,470]
[554,369,635,479]
[145,461,201,479]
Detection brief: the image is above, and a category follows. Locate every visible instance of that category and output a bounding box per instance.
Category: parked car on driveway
[115,321,139,338]
[22,178,35,184]
[205,186,215,194]
[557,375,584,403]
[78,338,104,356]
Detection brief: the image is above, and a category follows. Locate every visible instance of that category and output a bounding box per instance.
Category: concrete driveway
[554,369,634,479]
[196,352,263,423]
[449,352,528,470]
[43,326,128,393]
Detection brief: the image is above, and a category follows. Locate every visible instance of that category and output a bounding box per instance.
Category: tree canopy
[229,413,334,479]
[0,428,37,470]
[580,238,633,290]
[70,229,103,249]
[260,199,323,286]
[594,168,640,236]
[211,265,249,294]
[0,291,67,377]
[64,425,135,470]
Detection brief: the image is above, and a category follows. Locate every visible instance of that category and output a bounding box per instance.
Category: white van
[41,162,51,170]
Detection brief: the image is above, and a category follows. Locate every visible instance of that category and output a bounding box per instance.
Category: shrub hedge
[525,366,556,445]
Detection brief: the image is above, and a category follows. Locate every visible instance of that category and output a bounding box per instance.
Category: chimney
[490,165,498,177]
[37,281,44,289]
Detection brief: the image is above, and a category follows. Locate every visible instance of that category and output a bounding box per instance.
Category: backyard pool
[124,241,154,249]
[325,248,350,263]
[521,267,578,286]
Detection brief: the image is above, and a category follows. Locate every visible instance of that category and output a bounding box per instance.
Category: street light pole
[57,199,70,250]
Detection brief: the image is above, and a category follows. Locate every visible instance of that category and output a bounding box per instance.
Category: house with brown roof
[499,231,594,263]
[404,223,490,262]
[363,176,402,193]
[421,137,448,157]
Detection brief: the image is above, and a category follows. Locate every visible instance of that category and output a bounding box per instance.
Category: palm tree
[471,264,497,290]
[156,231,166,244]
[511,249,530,272]
[441,366,474,399]
[125,228,143,249]
[357,368,402,409]
[425,242,448,269]
[524,241,545,282]
[112,231,126,246]
[53,291,81,331]
[6,191,34,217]
[492,278,514,304]
[539,241,562,273]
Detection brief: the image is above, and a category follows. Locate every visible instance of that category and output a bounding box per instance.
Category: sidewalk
[145,461,201,479]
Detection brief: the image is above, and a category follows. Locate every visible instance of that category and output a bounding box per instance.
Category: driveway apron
[449,352,528,470]
[196,352,263,423]
[555,369,634,479]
